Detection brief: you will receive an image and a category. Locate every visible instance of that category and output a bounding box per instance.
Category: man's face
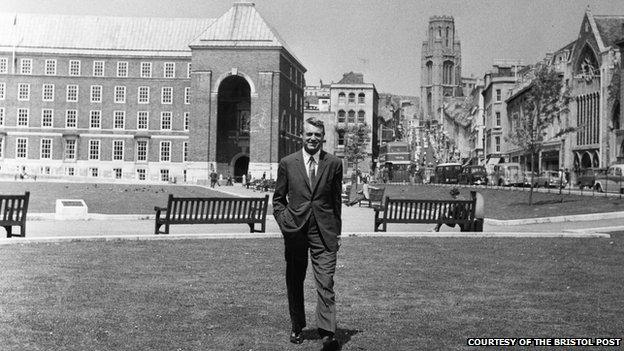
[302,122,324,155]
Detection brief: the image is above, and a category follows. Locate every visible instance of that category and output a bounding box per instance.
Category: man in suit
[273,117,343,349]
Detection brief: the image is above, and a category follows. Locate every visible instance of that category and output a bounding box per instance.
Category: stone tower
[420,15,462,122]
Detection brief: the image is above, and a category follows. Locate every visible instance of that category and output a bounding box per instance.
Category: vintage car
[576,168,606,190]
[458,165,488,185]
[534,170,567,188]
[593,164,624,193]
[492,162,524,186]
[522,171,538,187]
[430,163,462,184]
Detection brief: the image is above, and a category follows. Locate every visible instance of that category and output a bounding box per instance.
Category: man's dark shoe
[321,335,340,351]
[290,330,304,344]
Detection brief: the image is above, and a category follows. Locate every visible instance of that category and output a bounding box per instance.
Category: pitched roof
[0,12,213,53]
[593,15,624,48]
[337,72,365,84]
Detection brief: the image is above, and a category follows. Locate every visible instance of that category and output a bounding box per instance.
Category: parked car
[492,162,523,186]
[576,168,606,189]
[535,170,567,188]
[593,164,624,193]
[431,163,462,184]
[458,165,488,185]
[522,171,538,188]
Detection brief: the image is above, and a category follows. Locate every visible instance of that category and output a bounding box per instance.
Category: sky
[2,0,624,96]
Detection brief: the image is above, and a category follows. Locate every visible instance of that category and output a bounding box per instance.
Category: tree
[343,123,371,173]
[506,64,572,205]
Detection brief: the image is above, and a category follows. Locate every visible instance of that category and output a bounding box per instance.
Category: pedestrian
[246,172,252,189]
[273,117,342,350]
[432,187,467,232]
[226,171,233,186]
[346,178,378,206]
[210,171,218,188]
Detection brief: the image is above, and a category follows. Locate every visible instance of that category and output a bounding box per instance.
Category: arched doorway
[581,151,592,169]
[233,155,249,182]
[216,75,251,176]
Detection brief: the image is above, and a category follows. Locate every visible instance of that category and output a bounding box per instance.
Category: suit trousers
[284,212,337,334]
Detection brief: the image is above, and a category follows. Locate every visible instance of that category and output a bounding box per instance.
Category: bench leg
[4,226,11,238]
[154,222,161,234]
[248,223,255,233]
[165,223,170,235]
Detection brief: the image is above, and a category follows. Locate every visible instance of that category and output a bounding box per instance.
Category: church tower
[420,16,462,122]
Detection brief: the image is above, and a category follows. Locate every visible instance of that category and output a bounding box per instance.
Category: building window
[0,82,4,99]
[90,85,102,103]
[45,59,56,75]
[357,110,365,123]
[16,138,28,158]
[164,62,175,78]
[112,140,124,161]
[160,141,171,162]
[184,87,190,104]
[66,110,77,128]
[93,60,105,76]
[140,62,152,78]
[138,86,149,103]
[0,107,4,125]
[136,169,146,180]
[347,110,355,123]
[90,110,101,129]
[42,84,54,101]
[338,110,346,123]
[338,92,346,104]
[136,140,148,162]
[183,141,188,162]
[117,61,128,77]
[160,169,170,182]
[495,112,501,126]
[337,131,345,146]
[184,112,189,131]
[161,87,173,104]
[443,61,454,85]
[64,139,76,159]
[114,86,126,103]
[187,63,191,78]
[41,109,53,128]
[348,93,355,104]
[160,111,172,130]
[113,168,122,179]
[17,108,29,126]
[18,83,30,101]
[113,111,125,129]
[89,140,100,160]
[20,59,32,75]
[0,136,3,157]
[137,111,149,130]
[160,87,173,104]
[495,136,501,153]
[66,84,78,102]
[40,138,52,159]
[496,89,502,102]
[358,93,365,104]
[69,60,81,76]
[0,57,7,73]
[90,168,99,177]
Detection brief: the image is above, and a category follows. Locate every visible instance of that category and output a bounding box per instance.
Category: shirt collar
[302,149,319,164]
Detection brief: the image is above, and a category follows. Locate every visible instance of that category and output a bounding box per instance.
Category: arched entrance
[581,151,592,169]
[216,75,251,176]
[233,155,249,182]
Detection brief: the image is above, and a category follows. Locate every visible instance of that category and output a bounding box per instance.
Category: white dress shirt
[302,149,319,179]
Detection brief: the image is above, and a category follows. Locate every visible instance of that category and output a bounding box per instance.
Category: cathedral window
[426,61,433,85]
[443,61,454,85]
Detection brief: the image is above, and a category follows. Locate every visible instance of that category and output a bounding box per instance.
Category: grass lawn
[1,236,622,350]
[381,184,624,220]
[0,181,233,214]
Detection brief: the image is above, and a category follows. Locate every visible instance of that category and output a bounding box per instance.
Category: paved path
[7,183,621,241]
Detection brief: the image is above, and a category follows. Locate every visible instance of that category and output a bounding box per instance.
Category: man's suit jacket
[273,150,343,252]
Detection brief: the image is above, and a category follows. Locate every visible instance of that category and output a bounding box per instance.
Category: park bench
[154,195,269,234]
[1,192,30,238]
[374,191,484,232]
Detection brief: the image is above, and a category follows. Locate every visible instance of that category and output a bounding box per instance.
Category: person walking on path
[273,117,342,350]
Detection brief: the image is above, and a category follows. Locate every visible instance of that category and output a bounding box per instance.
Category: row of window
[3,137,187,163]
[0,107,189,131]
[337,92,366,104]
[0,83,190,105]
[337,110,366,123]
[0,57,190,79]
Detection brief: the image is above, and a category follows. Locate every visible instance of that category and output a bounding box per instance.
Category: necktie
[308,157,316,185]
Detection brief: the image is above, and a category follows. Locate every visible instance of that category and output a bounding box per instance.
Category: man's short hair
[304,117,325,134]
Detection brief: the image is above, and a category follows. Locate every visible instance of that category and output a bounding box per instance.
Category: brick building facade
[0,2,303,183]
